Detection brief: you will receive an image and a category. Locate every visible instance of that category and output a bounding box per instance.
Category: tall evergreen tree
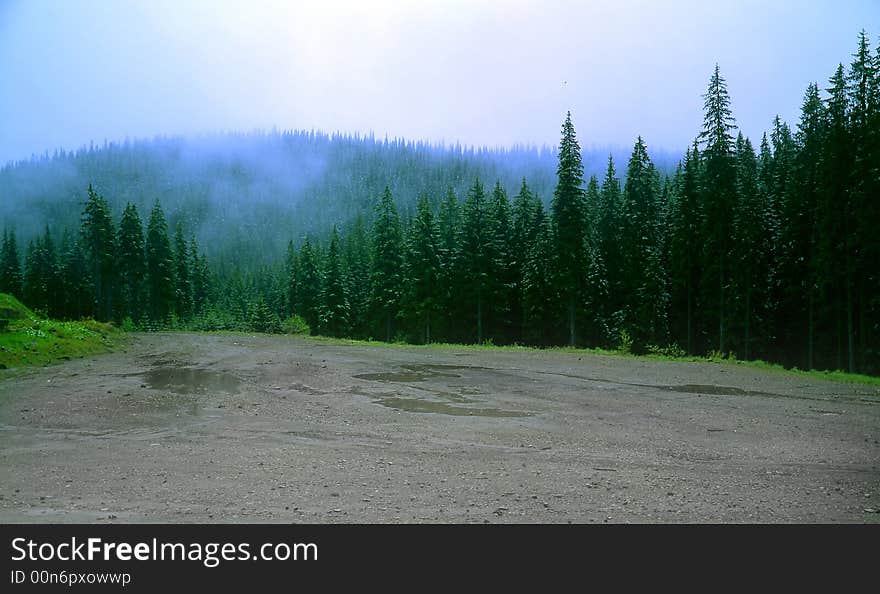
[173,221,192,320]
[22,239,44,312]
[486,181,514,343]
[343,216,372,339]
[284,239,298,318]
[117,203,145,322]
[819,64,855,371]
[80,184,116,320]
[584,174,609,345]
[371,186,404,342]
[783,83,825,369]
[145,200,175,323]
[436,187,461,342]
[510,178,538,342]
[320,226,350,337]
[404,193,440,343]
[598,155,624,343]
[0,228,23,298]
[459,178,490,343]
[522,202,555,345]
[59,232,93,320]
[668,143,702,353]
[847,30,880,372]
[620,137,667,348]
[698,65,737,354]
[190,236,209,316]
[731,133,770,361]
[295,237,322,334]
[551,111,588,346]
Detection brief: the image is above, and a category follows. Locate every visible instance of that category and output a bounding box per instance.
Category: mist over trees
[0,129,681,266]
[1,31,878,375]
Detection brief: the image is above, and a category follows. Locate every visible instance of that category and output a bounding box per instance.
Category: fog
[1,0,876,165]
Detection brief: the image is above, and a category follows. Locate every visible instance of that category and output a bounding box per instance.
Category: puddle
[377,396,530,417]
[349,385,528,417]
[141,368,241,395]
[657,384,780,397]
[354,364,486,384]
[354,371,431,382]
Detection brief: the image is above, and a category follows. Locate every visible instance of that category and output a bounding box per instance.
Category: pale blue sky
[1,0,877,165]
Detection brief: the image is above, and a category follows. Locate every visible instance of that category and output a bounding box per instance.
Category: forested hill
[0,130,679,262]
[1,31,877,376]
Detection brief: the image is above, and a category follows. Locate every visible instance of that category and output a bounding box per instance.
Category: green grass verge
[0,294,124,371]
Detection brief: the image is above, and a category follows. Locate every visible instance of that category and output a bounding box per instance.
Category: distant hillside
[0,130,681,263]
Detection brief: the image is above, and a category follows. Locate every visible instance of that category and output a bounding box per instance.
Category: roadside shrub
[120,316,138,332]
[282,314,310,335]
[707,349,737,362]
[647,343,687,358]
[190,307,239,332]
[248,297,282,334]
[617,329,633,355]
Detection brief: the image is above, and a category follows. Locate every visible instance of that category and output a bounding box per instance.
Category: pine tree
[668,144,702,353]
[295,237,321,334]
[190,236,209,316]
[459,178,490,343]
[0,228,22,298]
[342,216,372,339]
[698,65,737,354]
[582,174,609,345]
[598,155,624,343]
[81,184,116,320]
[23,239,44,312]
[371,186,404,342]
[249,295,281,333]
[522,203,555,345]
[819,64,854,371]
[731,133,770,361]
[173,221,192,320]
[486,181,514,343]
[847,30,879,373]
[551,112,588,346]
[59,233,93,320]
[783,83,825,369]
[620,137,667,348]
[320,226,350,337]
[145,200,175,324]
[437,187,461,342]
[404,193,440,343]
[42,228,62,317]
[511,178,539,342]
[284,239,298,318]
[117,203,145,322]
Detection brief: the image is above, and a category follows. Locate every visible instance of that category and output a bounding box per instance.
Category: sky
[0,0,877,165]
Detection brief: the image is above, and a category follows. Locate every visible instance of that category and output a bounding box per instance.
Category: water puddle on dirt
[377,396,530,417]
[354,371,430,382]
[142,368,241,395]
[658,384,780,397]
[354,364,486,384]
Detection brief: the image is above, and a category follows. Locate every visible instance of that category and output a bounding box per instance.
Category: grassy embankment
[0,293,123,372]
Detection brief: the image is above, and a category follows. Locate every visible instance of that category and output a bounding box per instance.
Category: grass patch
[0,294,124,372]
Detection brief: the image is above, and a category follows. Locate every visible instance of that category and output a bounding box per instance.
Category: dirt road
[1,332,878,523]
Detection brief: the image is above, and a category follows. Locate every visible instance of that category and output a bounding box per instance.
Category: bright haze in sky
[0,0,877,165]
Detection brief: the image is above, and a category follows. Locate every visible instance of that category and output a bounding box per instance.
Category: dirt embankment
[1,332,878,523]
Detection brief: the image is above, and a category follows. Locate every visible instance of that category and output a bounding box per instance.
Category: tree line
[1,31,877,374]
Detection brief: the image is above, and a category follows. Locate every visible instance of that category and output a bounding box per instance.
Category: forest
[0,31,878,375]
